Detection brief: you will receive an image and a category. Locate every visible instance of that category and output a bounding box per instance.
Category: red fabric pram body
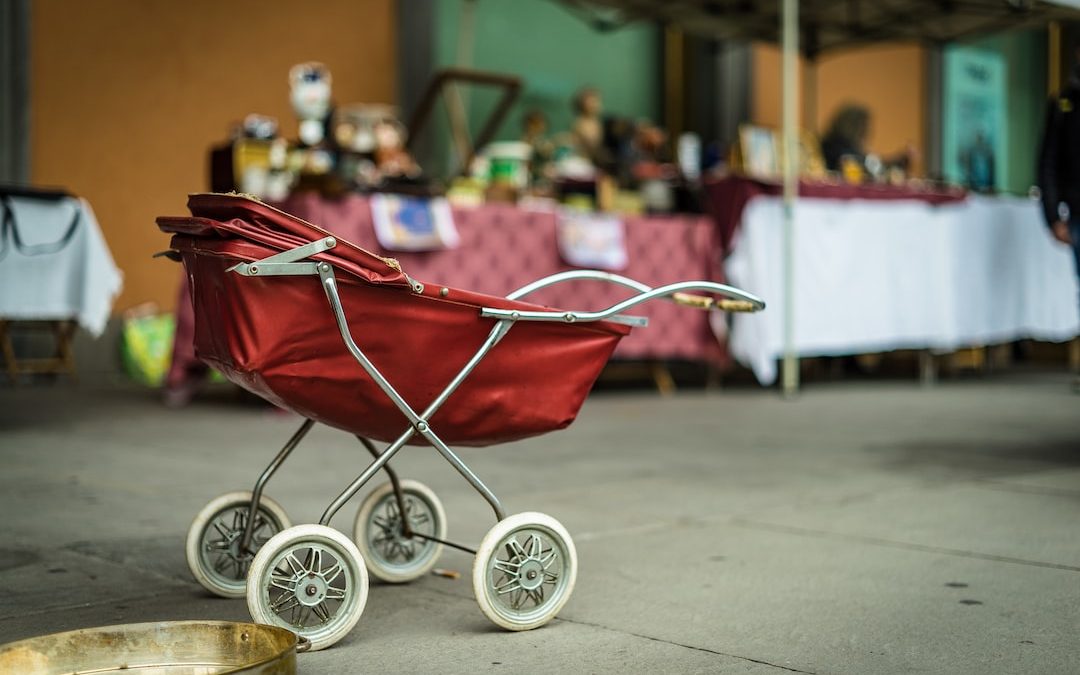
[159,194,632,447]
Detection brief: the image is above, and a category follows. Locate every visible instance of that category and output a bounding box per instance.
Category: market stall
[0,189,122,381]
[724,190,1080,384]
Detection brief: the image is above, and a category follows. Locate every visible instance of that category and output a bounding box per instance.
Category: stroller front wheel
[246,524,369,652]
[353,479,447,583]
[185,491,291,598]
[472,512,578,631]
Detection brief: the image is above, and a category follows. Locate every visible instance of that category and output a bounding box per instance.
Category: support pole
[781,0,800,397]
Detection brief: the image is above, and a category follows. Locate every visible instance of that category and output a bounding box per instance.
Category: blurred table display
[724,191,1080,385]
[278,192,725,365]
[0,189,122,380]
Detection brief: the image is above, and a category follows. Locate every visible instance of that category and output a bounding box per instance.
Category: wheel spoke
[307,548,323,574]
[325,586,347,600]
[284,553,305,576]
[270,573,295,592]
[540,550,558,569]
[506,539,527,561]
[212,522,232,540]
[372,531,392,547]
[509,588,526,609]
[295,606,309,629]
[321,561,343,585]
[526,587,544,606]
[311,602,333,624]
[493,559,520,574]
[269,593,300,614]
[525,534,542,558]
[212,555,232,574]
[232,509,248,535]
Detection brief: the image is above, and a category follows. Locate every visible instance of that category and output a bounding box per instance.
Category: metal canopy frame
[558,0,1080,59]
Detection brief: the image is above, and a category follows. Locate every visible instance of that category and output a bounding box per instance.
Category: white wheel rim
[364,490,441,577]
[259,537,364,644]
[483,522,573,626]
[195,500,285,594]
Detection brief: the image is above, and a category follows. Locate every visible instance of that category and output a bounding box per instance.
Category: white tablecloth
[0,196,122,337]
[726,194,1080,385]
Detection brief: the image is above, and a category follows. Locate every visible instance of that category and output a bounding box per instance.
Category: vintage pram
[158,193,765,651]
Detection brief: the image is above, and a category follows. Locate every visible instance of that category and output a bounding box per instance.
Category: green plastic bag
[121,313,175,387]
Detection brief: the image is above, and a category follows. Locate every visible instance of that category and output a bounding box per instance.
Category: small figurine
[289,62,333,147]
[373,118,420,179]
[521,109,554,186]
[628,121,671,182]
[571,87,611,170]
[332,103,398,154]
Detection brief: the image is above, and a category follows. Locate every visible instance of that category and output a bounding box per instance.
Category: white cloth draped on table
[0,195,122,337]
[726,194,1080,385]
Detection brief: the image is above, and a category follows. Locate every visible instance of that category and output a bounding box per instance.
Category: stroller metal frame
[231,235,765,555]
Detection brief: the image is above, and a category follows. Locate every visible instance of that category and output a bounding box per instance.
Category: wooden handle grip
[672,292,714,310]
[716,299,758,312]
[673,293,758,313]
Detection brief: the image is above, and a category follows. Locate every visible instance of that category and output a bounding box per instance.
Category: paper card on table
[556,211,628,271]
[370,194,460,252]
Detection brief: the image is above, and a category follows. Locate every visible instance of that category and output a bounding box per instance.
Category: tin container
[0,621,304,674]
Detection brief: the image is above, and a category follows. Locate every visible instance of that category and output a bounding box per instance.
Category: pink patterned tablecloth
[280,193,725,363]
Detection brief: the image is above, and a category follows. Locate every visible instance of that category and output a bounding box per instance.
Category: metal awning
[559,0,1080,57]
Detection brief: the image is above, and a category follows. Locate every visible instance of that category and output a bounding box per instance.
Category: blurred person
[960,130,996,192]
[820,103,915,175]
[1037,53,1080,391]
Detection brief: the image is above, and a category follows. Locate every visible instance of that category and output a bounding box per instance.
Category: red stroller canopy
[160,194,631,446]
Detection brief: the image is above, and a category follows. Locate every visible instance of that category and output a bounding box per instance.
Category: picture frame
[738,124,779,179]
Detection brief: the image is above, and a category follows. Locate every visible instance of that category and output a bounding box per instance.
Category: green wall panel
[428,0,659,175]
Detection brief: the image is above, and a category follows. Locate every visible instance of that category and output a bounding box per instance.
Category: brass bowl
[0,621,305,674]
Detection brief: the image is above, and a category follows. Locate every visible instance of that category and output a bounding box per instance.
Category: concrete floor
[0,372,1078,674]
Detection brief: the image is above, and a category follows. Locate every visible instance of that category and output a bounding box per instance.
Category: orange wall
[30,0,396,313]
[752,43,926,176]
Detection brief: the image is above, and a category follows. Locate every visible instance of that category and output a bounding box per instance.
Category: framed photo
[370,194,459,252]
[738,125,779,179]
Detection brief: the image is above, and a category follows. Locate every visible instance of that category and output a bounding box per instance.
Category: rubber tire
[353,480,447,583]
[246,524,369,652]
[472,512,578,631]
[185,491,291,598]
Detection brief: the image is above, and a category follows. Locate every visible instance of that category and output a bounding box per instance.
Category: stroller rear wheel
[472,512,578,631]
[246,524,369,651]
[353,479,446,583]
[185,491,291,598]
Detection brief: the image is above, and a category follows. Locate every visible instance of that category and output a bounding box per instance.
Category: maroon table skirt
[704,175,967,253]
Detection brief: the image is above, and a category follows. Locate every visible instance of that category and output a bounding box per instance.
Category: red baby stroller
[159,194,764,650]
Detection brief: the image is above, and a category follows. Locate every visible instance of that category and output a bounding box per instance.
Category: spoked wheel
[472,512,578,631]
[185,491,291,598]
[354,480,446,583]
[246,524,369,652]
